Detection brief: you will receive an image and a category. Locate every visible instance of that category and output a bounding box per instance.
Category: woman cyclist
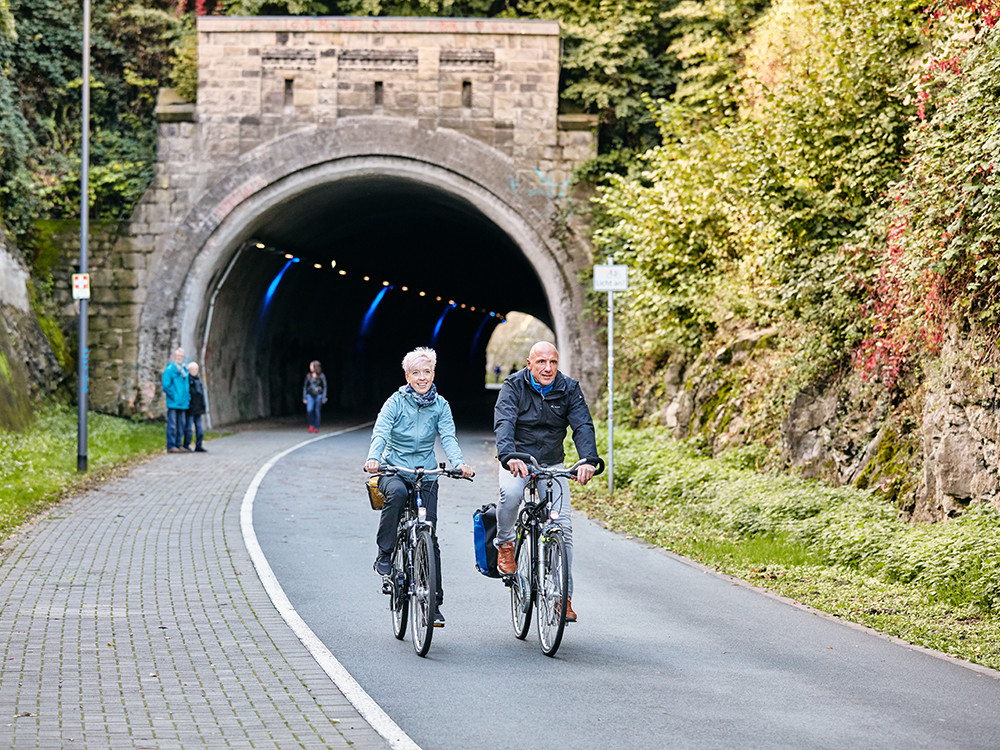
[364,347,474,627]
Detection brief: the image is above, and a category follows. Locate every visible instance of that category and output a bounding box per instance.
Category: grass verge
[0,402,168,541]
[572,426,1000,671]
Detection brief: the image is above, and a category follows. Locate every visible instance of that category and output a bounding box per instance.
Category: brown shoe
[497,542,516,575]
[565,597,577,623]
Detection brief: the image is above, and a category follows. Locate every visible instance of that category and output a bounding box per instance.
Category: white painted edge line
[240,422,422,750]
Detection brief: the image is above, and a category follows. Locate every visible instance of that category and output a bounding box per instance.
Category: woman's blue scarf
[406,383,438,406]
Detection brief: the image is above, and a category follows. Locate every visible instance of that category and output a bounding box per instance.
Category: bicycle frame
[502,454,604,656]
[373,463,470,657]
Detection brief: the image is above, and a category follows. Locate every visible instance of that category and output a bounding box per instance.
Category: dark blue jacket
[188,375,206,417]
[494,368,599,468]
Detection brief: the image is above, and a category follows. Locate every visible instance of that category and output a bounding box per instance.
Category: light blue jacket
[162,361,190,410]
[366,387,465,478]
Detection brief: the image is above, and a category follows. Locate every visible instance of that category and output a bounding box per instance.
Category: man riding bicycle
[494,341,600,622]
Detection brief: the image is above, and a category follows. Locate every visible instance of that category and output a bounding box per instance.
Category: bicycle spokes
[536,530,568,657]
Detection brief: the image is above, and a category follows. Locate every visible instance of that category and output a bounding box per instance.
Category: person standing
[183,361,207,453]
[493,341,600,622]
[161,347,190,454]
[302,360,327,433]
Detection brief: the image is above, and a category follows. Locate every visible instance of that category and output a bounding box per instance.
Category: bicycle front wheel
[390,537,408,640]
[409,527,438,657]
[510,530,533,640]
[536,528,568,657]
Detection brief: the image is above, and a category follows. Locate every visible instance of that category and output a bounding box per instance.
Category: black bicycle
[500,453,604,657]
[374,463,472,657]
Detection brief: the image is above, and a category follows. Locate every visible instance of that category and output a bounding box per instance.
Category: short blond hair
[401,347,436,372]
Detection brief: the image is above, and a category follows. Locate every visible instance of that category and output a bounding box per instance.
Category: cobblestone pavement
[0,423,389,749]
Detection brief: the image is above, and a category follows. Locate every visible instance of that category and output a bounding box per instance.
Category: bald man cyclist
[493,341,600,622]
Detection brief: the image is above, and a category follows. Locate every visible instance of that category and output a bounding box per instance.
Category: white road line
[240,423,422,750]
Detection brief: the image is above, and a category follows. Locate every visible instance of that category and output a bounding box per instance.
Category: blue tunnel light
[360,285,392,338]
[430,302,457,347]
[470,311,497,358]
[259,257,299,321]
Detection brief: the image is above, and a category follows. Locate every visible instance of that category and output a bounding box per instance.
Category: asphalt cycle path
[253,426,1000,750]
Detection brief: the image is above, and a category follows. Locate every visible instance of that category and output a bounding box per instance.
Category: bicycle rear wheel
[536,528,568,657]
[510,530,533,640]
[390,537,408,640]
[409,526,438,657]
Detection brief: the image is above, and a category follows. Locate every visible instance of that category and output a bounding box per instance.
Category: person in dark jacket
[183,361,207,453]
[302,360,328,433]
[493,341,600,622]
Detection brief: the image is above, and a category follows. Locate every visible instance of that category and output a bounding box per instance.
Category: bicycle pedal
[381,581,392,595]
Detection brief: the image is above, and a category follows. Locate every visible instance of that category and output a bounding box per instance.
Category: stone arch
[137,119,595,423]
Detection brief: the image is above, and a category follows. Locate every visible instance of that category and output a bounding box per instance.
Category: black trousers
[376,475,443,605]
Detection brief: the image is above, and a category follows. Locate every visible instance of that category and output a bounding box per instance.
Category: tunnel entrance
[201,173,551,426]
[123,19,599,425]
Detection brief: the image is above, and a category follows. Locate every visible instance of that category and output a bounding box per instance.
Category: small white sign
[593,264,629,292]
[72,273,91,300]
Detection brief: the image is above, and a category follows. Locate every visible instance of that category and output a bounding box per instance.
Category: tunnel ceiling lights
[248,242,505,321]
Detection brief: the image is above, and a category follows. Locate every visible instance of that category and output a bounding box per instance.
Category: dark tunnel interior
[203,175,552,428]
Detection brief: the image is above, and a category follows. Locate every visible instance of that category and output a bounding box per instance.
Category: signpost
[77,0,90,472]
[593,260,629,492]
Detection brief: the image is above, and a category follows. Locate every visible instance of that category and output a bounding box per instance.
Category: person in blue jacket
[493,341,600,622]
[364,347,474,627]
[161,347,190,454]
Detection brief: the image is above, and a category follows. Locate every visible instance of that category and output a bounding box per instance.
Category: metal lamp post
[77,0,90,472]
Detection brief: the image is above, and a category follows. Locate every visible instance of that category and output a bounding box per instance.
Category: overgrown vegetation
[0,402,168,540]
[573,425,1000,669]
[596,0,1000,415]
[590,0,1000,521]
[0,1,181,245]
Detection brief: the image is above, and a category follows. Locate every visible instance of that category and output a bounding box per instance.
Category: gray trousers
[495,464,575,596]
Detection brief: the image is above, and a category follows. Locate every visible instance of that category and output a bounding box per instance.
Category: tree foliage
[596,0,929,422]
[855,5,1000,387]
[0,1,180,245]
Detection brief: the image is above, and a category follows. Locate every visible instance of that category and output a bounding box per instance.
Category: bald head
[526,341,559,387]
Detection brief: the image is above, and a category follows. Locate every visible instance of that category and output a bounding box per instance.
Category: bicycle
[499,453,604,657]
[373,463,472,657]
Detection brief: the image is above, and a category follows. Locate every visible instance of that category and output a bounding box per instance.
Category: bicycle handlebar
[366,463,475,481]
[500,453,605,477]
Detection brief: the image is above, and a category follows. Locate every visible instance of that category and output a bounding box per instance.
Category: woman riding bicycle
[365,347,474,627]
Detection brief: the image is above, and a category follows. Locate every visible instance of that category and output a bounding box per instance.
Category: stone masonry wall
[44,222,154,416]
[65,17,598,418]
[192,16,586,193]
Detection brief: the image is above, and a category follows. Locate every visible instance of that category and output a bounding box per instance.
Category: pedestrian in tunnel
[184,362,207,453]
[302,360,327,433]
[161,347,190,454]
[364,346,475,627]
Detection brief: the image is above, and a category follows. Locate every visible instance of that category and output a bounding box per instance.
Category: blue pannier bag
[473,503,501,578]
